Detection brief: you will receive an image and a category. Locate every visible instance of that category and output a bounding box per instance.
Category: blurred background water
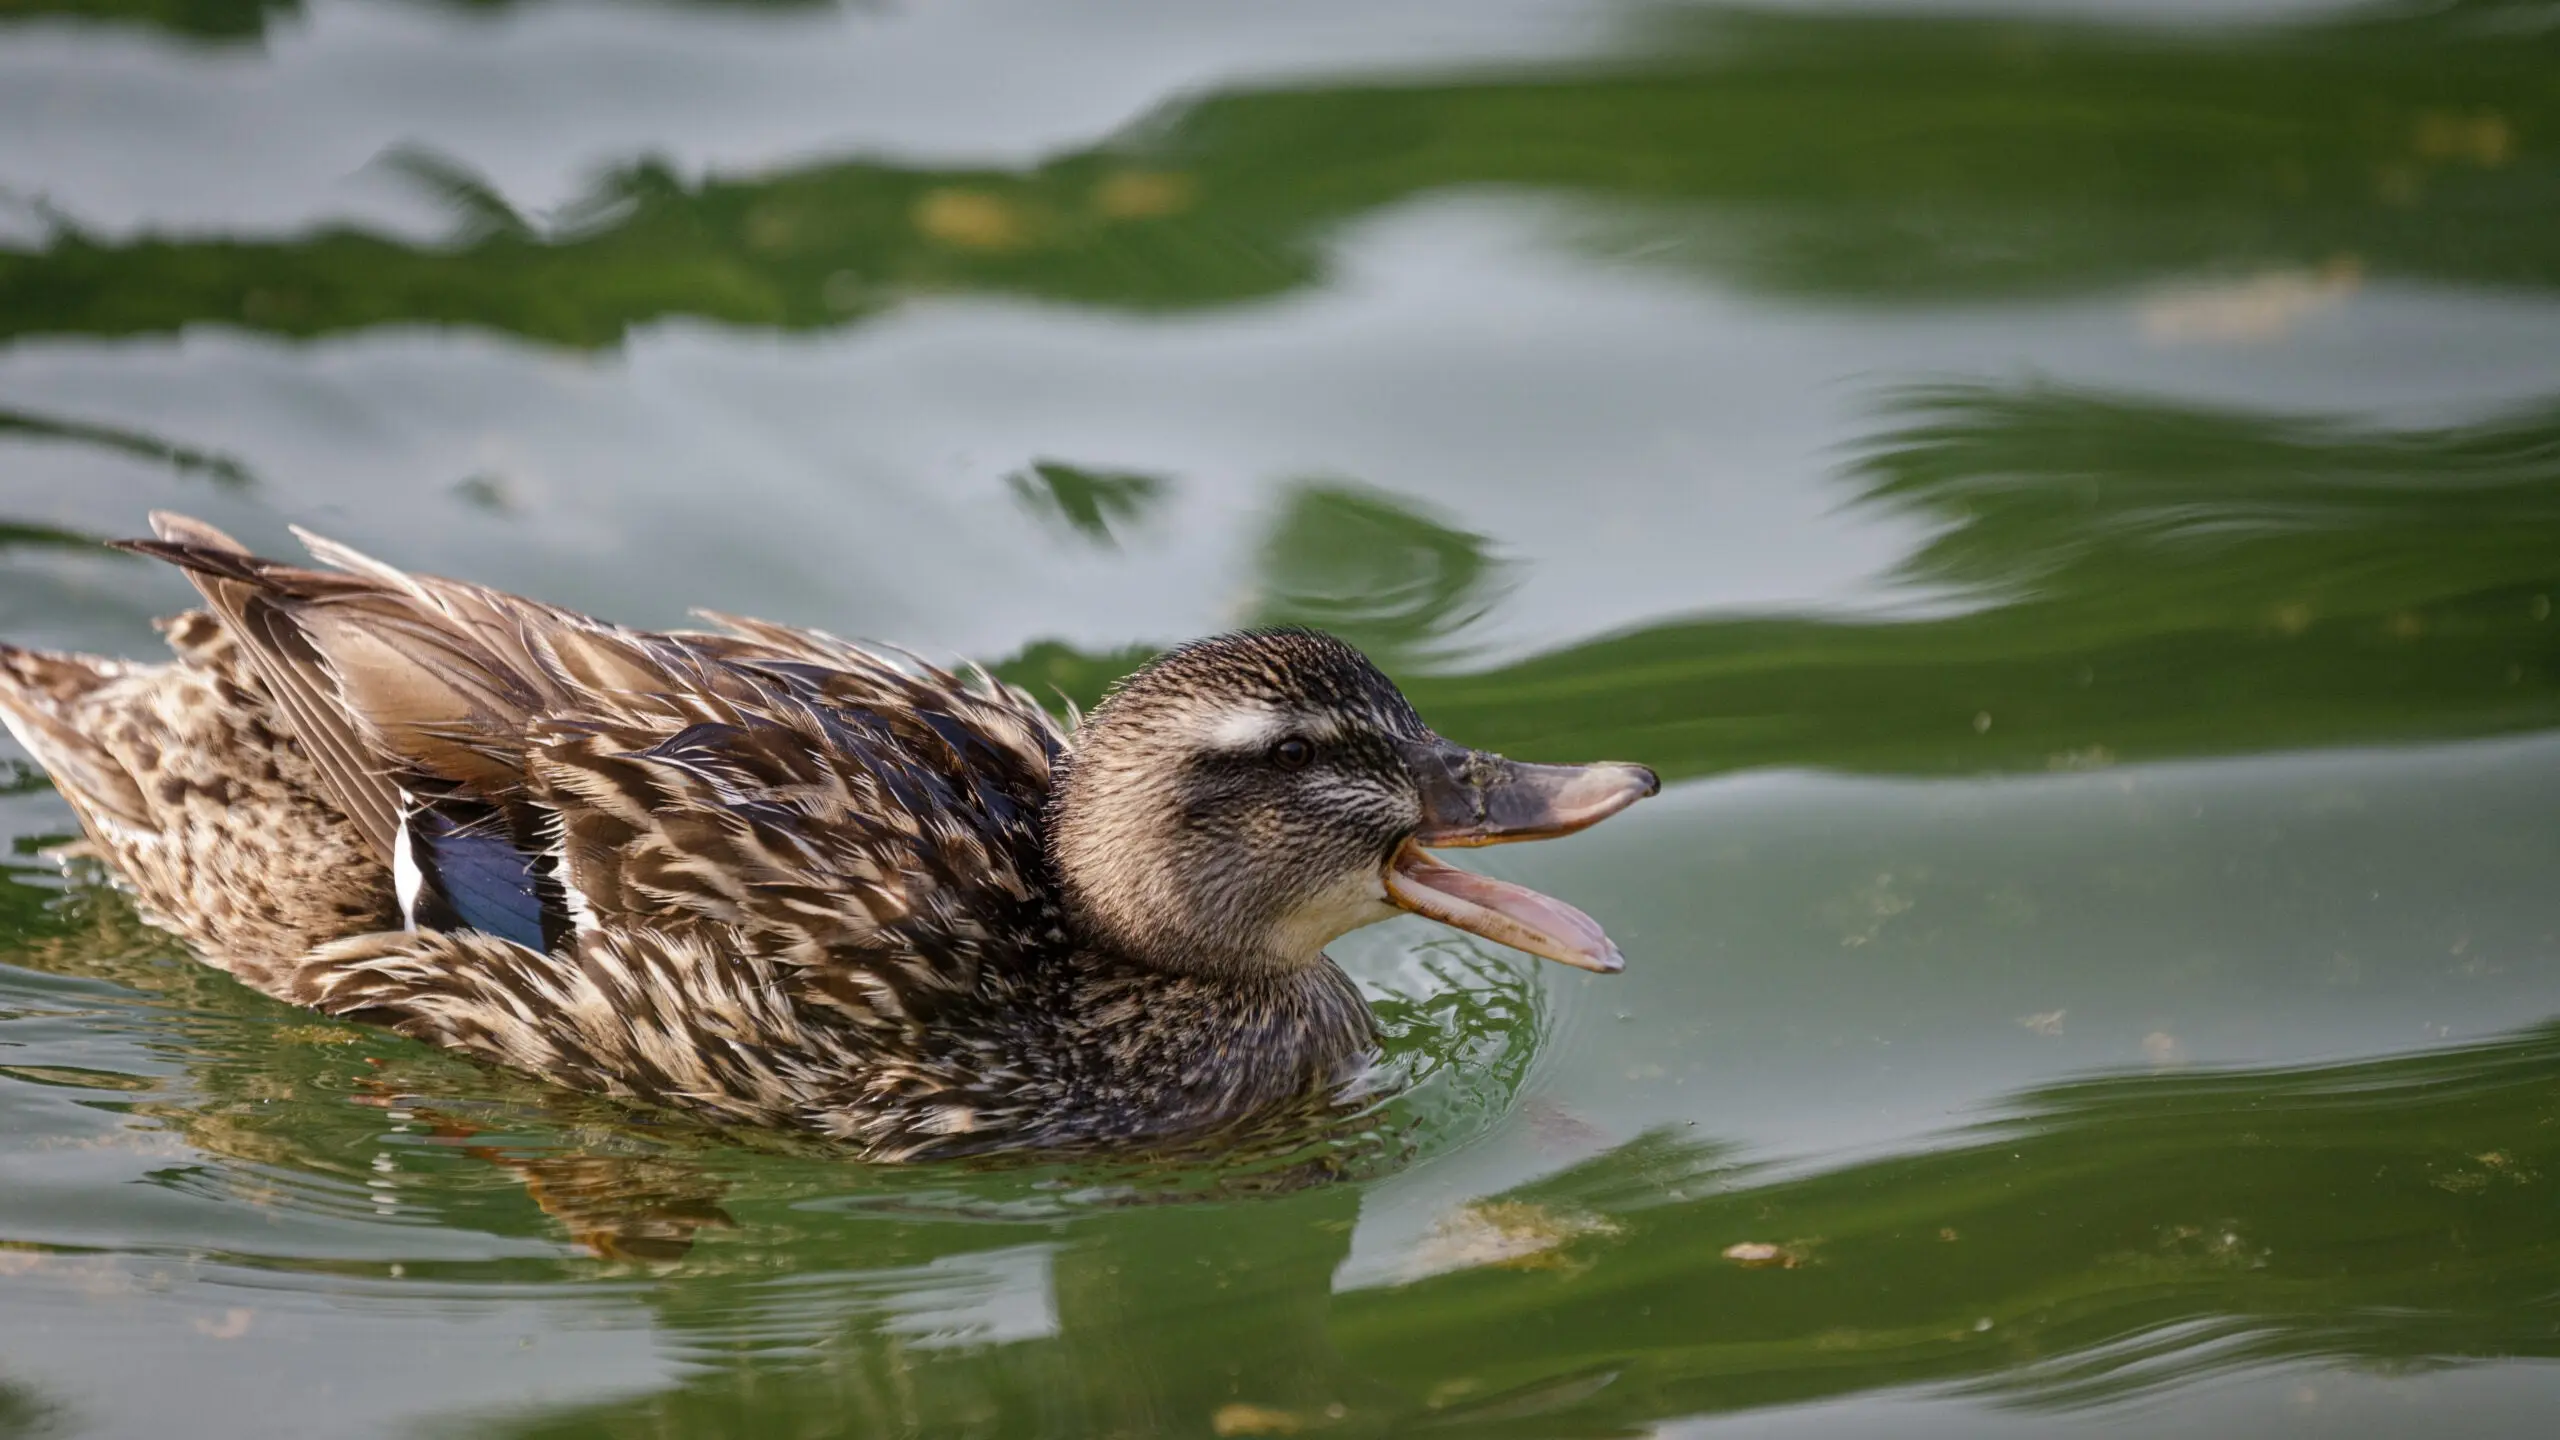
[3,1,2558,1436]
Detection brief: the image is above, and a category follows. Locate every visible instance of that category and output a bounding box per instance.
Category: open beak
[1381,737,1659,973]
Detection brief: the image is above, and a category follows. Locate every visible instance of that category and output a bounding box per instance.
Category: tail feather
[110,514,598,865]
[111,528,406,860]
[0,643,151,828]
[1,620,396,966]
[147,509,250,553]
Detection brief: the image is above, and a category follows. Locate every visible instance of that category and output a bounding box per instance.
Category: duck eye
[1271,737,1314,770]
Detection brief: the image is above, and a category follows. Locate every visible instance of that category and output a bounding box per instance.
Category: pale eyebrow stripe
[1197,705,1347,751]
[1203,704,1286,750]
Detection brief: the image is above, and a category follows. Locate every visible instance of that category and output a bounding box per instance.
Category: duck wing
[126,513,405,860]
[122,517,1070,1015]
[529,621,1070,1017]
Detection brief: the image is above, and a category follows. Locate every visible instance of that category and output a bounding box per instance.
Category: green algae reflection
[11,850,2559,1438]
[998,383,2560,784]
[2,1,2552,346]
[431,1000,2560,1436]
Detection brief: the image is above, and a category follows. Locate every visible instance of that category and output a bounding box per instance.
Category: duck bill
[1382,741,1659,973]
[1386,840,1627,972]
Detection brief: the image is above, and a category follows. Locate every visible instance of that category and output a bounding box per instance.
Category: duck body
[1,516,1651,1160]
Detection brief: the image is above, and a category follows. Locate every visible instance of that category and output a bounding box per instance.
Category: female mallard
[0,514,1655,1159]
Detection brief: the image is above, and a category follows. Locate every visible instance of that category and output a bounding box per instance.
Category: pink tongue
[1384,843,1624,973]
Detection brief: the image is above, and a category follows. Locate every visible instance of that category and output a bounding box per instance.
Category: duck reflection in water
[14,843,2560,1436]
[469,1026,2560,1437]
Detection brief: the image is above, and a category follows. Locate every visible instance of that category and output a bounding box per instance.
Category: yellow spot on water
[274,1025,364,1046]
[2141,258,2360,345]
[913,188,1032,251]
[1403,1201,1620,1279]
[1212,1403,1305,1436]
[1722,1241,1801,1268]
[1093,170,1195,220]
[2413,110,2514,167]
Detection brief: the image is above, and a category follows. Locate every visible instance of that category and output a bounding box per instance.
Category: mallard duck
[0,514,1655,1159]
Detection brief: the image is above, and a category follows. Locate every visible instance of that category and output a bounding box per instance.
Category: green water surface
[3,1,2558,1436]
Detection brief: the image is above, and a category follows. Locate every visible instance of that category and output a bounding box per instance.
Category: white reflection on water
[0,0,1607,240]
[0,1261,671,1440]
[869,1243,1061,1349]
[1333,730,2560,1285]
[8,200,2560,667]
[1671,1359,2560,1440]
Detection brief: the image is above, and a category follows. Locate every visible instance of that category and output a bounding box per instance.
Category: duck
[0,513,1656,1160]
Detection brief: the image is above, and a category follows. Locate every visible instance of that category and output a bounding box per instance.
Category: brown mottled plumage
[0,609,393,984]
[0,515,1654,1159]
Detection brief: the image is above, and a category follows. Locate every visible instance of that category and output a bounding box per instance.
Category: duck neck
[1046,778,1323,981]
[1072,951,1379,1127]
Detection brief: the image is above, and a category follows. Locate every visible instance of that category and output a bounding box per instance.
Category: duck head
[1047,630,1658,980]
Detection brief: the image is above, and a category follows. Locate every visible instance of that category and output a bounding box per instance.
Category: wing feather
[128,518,405,859]
[120,516,1066,1015]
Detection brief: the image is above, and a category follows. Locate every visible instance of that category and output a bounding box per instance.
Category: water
[3,0,2557,1434]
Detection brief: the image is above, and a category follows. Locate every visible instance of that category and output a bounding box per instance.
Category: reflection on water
[3,0,2557,1435]
[1339,1023,2560,1430]
[1252,482,1514,667]
[0,405,253,490]
[1407,384,2560,776]
[998,384,2560,780]
[14,855,2559,1436]
[4,0,834,44]
[472,1024,2560,1434]
[1005,459,1172,548]
[3,2,2551,345]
